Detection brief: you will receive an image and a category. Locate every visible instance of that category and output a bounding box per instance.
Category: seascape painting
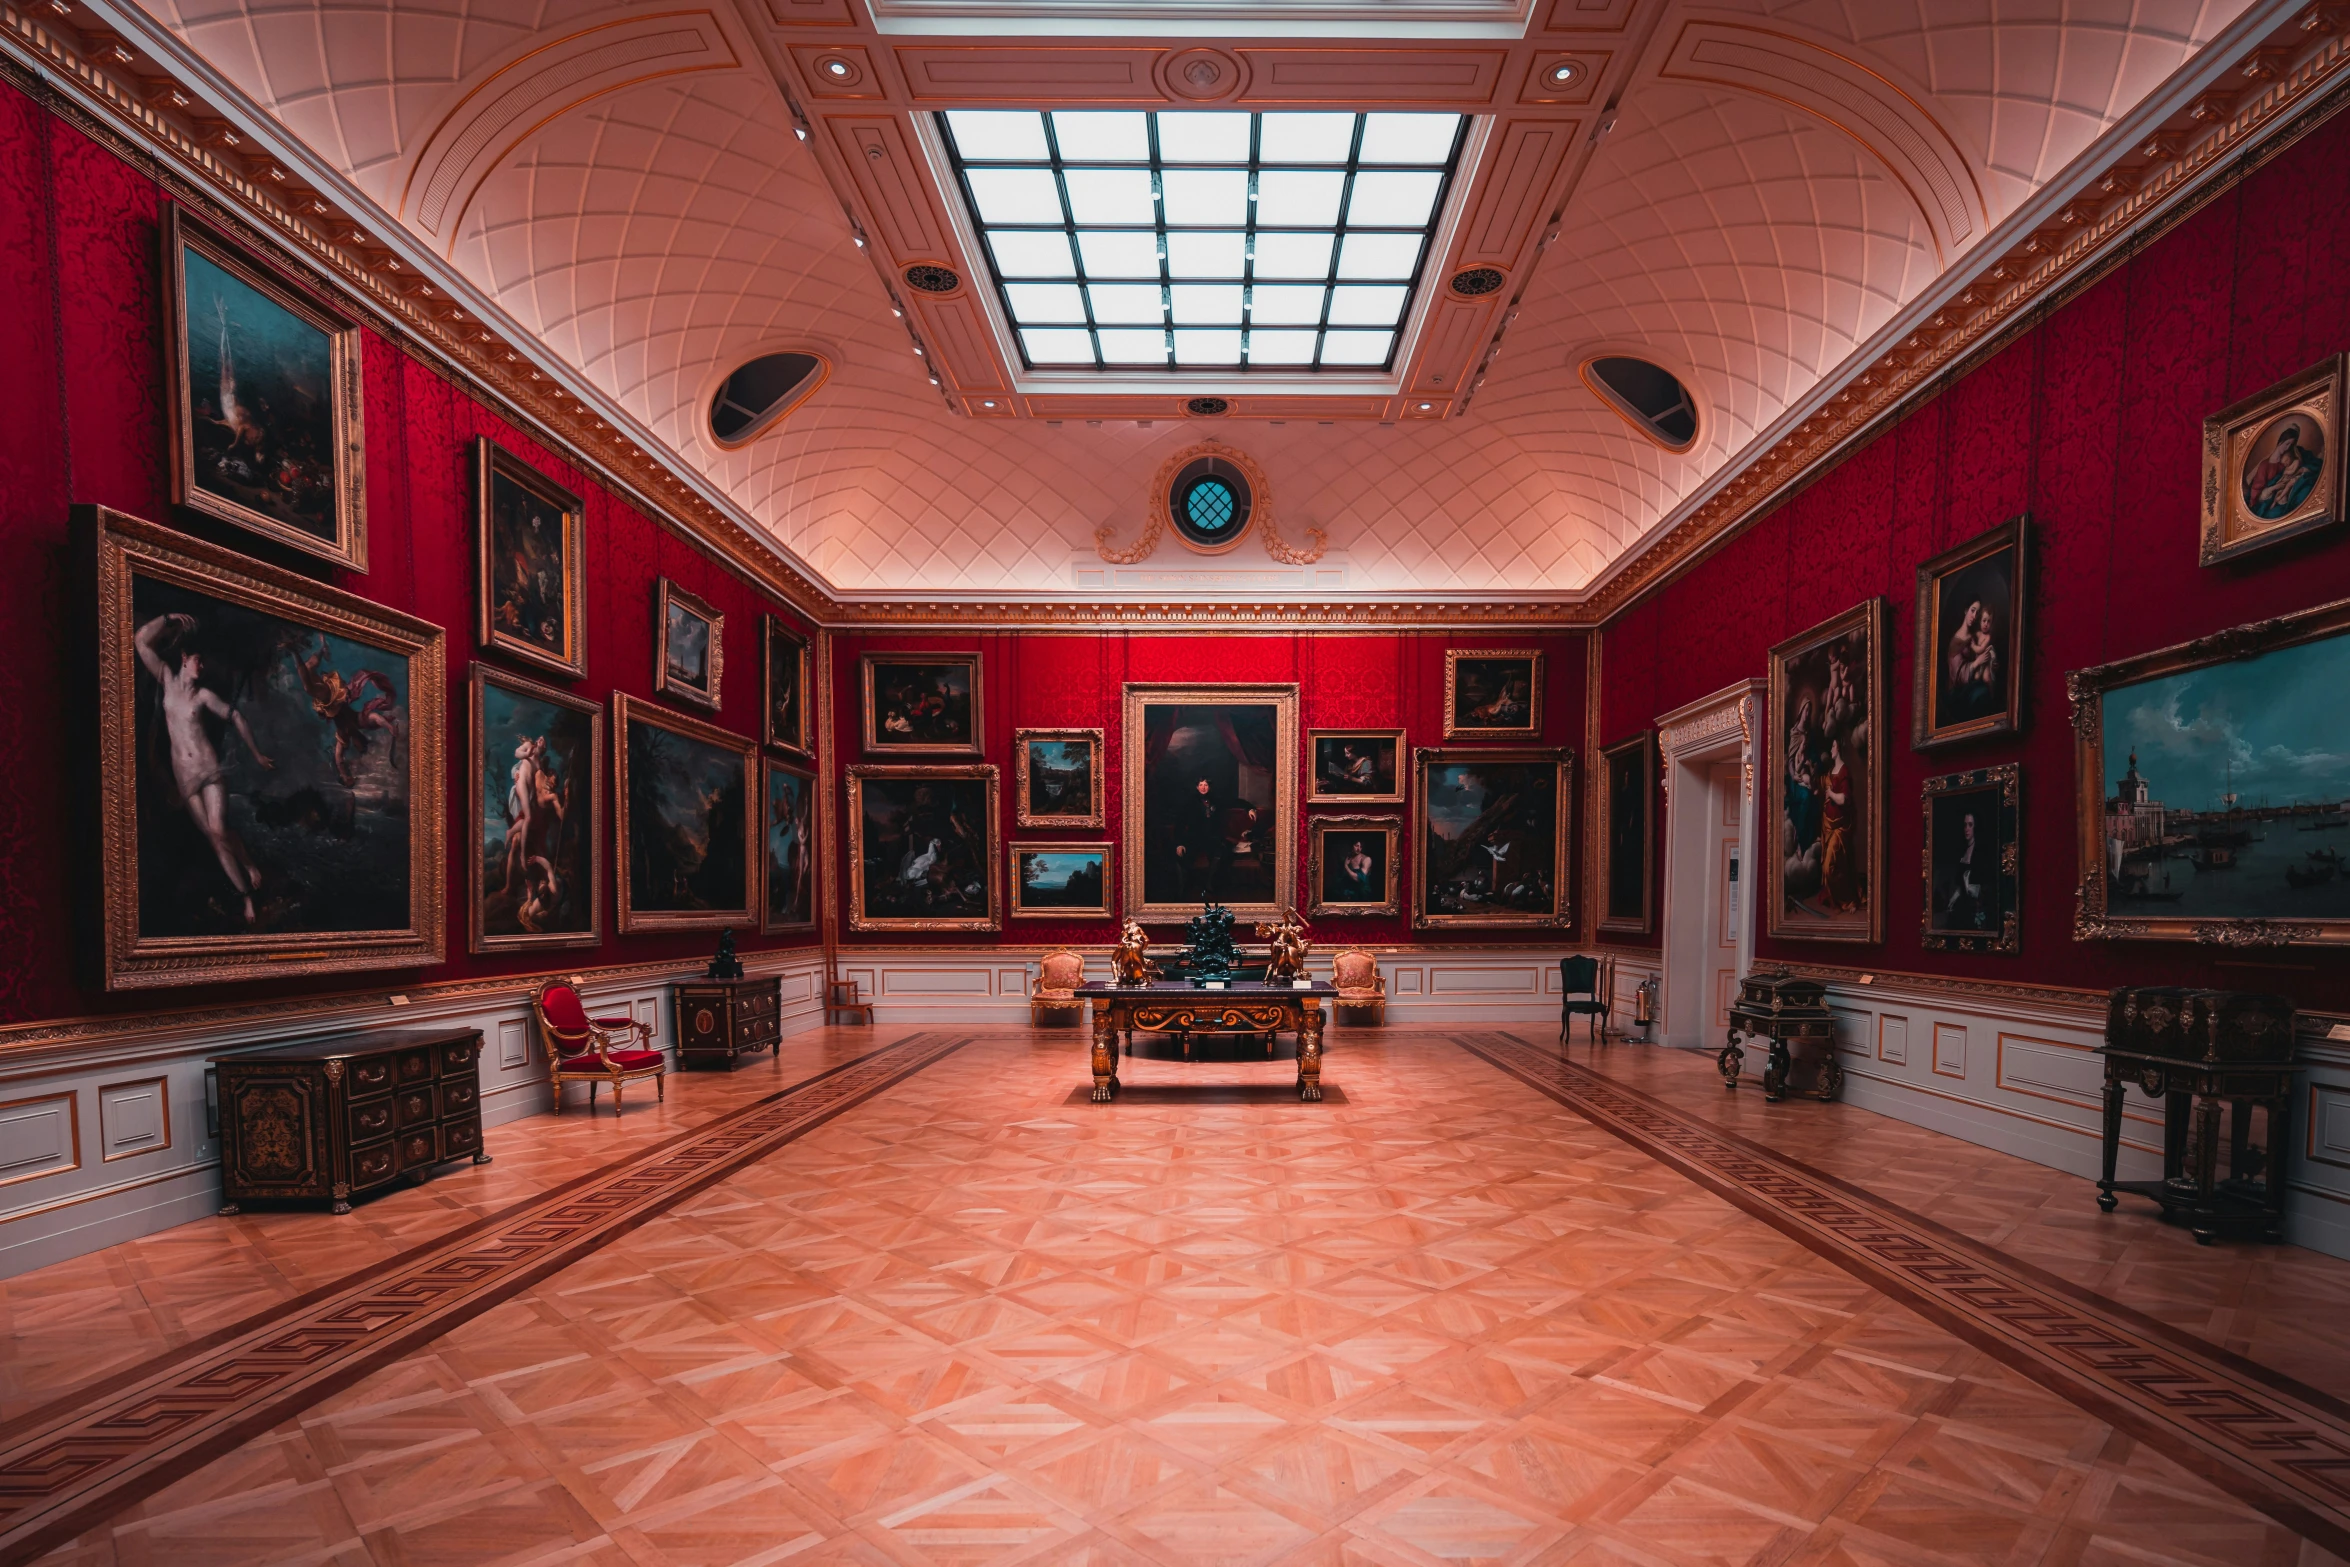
[472,667,599,951]
[477,441,583,678]
[864,654,982,754]
[1126,686,1296,918]
[1012,845,1111,917]
[763,759,816,932]
[617,697,753,930]
[1412,749,1568,928]
[1015,729,1102,826]
[1771,600,1883,942]
[849,766,998,930]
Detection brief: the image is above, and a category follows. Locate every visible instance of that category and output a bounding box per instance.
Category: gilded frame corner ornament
[1919,762,2019,955]
[2201,355,2348,567]
[1121,682,1299,922]
[1307,814,1402,919]
[845,762,1003,932]
[473,436,587,681]
[653,578,724,712]
[1013,727,1106,828]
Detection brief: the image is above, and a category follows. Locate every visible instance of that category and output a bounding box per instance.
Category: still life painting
[1011,844,1112,918]
[1412,748,1569,928]
[475,438,585,679]
[655,580,723,711]
[615,695,755,931]
[848,764,999,930]
[471,665,600,952]
[1770,599,1884,943]
[1124,684,1297,920]
[763,758,816,932]
[863,653,982,754]
[93,506,442,989]
[1015,728,1103,826]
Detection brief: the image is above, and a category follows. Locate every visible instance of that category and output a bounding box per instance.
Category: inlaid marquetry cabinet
[672,976,781,1068]
[211,1027,489,1214]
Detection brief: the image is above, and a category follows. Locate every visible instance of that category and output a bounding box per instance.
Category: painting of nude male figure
[472,665,601,952]
[91,507,444,990]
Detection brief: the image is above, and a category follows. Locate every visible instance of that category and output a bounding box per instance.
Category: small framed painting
[1015,727,1104,827]
[654,579,723,711]
[1597,731,1655,935]
[1412,747,1571,929]
[765,618,810,754]
[847,764,1000,930]
[1308,815,1400,918]
[470,665,601,952]
[862,652,982,755]
[1308,729,1405,804]
[2202,356,2346,566]
[165,208,365,569]
[1443,650,1542,740]
[1011,842,1113,919]
[474,438,585,680]
[1914,515,2028,749]
[1770,599,1886,943]
[1921,764,2018,954]
[762,757,817,933]
[615,695,756,932]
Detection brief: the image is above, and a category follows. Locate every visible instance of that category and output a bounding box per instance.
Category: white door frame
[1656,679,1763,1049]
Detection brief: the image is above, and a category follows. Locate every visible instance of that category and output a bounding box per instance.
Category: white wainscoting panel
[98,1078,170,1163]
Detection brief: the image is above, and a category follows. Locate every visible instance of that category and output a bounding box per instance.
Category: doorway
[1657,681,1761,1050]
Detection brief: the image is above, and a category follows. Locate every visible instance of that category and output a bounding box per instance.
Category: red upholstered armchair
[533,981,666,1113]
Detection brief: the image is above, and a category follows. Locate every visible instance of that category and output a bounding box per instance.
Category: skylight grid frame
[940,110,1469,374]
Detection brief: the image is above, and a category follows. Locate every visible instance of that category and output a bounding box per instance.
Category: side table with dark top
[211,1027,488,1215]
[673,975,782,1068]
[1719,970,1843,1103]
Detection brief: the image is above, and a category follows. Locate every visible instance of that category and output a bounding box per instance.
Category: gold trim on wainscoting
[0,1091,80,1188]
[97,1076,171,1162]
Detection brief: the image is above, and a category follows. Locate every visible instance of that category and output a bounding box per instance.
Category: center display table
[1075,980,1335,1103]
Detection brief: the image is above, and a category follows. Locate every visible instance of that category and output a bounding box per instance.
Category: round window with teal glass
[1168,457,1253,551]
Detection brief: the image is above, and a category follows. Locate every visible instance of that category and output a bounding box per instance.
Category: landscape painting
[655,580,723,711]
[1011,843,1112,918]
[1015,728,1103,826]
[93,507,442,989]
[1770,599,1884,943]
[615,695,754,931]
[1124,684,1297,919]
[471,666,600,952]
[1412,748,1570,929]
[763,758,816,932]
[848,765,999,930]
[167,210,363,568]
[476,439,585,679]
[863,653,982,754]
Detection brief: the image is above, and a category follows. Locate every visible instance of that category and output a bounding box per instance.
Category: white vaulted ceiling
[127,0,2259,599]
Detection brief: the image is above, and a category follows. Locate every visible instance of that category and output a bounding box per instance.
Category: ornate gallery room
[20,0,2350,1564]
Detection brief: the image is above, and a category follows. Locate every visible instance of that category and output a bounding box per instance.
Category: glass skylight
[940,109,1467,374]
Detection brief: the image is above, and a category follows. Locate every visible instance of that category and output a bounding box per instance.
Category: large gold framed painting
[848,764,1000,931]
[1769,599,1885,943]
[470,664,601,954]
[89,506,444,990]
[1412,748,1571,929]
[2201,356,2346,566]
[1123,684,1297,921]
[2071,596,2350,947]
[614,695,756,933]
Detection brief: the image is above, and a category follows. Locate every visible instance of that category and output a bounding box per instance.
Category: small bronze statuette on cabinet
[212,1027,488,1215]
[673,974,781,1069]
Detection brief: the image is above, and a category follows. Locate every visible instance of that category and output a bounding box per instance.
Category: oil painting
[1123,683,1297,920]
[1308,815,1399,918]
[848,764,1000,930]
[863,653,982,755]
[471,665,600,952]
[475,439,584,679]
[1011,843,1112,918]
[2073,598,2350,945]
[1308,729,1404,804]
[1411,748,1570,929]
[91,506,442,990]
[766,618,809,753]
[1914,515,2028,749]
[166,209,364,569]
[1598,731,1654,934]
[654,579,723,711]
[1443,650,1542,740]
[615,695,755,932]
[1922,764,2018,953]
[1770,599,1885,943]
[2202,357,2346,565]
[763,758,816,932]
[1015,728,1103,826]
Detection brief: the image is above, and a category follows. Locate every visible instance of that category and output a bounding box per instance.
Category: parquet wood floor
[21,1026,2350,1566]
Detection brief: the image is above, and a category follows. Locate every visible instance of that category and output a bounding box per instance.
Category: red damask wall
[1600,103,2350,1010]
[0,84,819,1029]
[828,631,1588,948]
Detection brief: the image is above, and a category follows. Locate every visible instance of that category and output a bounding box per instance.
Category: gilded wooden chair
[1032,949,1087,1027]
[533,981,666,1113]
[1331,949,1385,1026]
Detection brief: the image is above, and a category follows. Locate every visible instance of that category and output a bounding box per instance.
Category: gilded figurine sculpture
[1111,918,1158,987]
[1257,907,1309,983]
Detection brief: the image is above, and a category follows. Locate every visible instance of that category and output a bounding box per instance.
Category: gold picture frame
[761,756,818,933]
[1122,682,1299,921]
[1921,763,2019,954]
[1011,841,1114,919]
[469,664,602,954]
[614,694,757,933]
[1443,649,1543,740]
[861,652,984,755]
[473,437,586,680]
[1597,730,1655,935]
[1014,727,1104,827]
[89,505,443,990]
[765,617,810,754]
[2201,356,2347,566]
[1768,598,1886,944]
[1308,815,1400,918]
[165,207,366,570]
[1913,514,2029,750]
[1307,728,1406,805]
[1411,748,1572,929]
[847,764,1001,931]
[654,578,723,711]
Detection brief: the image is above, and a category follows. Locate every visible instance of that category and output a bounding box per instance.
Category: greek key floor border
[0,1030,972,1562]
[1453,1031,2350,1555]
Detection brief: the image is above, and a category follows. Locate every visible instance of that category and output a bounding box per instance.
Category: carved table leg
[1717,1028,1745,1090]
[1763,1036,1790,1102]
[2191,1092,2223,1245]
[473,1151,494,1165]
[1090,1001,1118,1102]
[1816,1050,1844,1103]
[1298,1000,1324,1103]
[2097,1065,2125,1212]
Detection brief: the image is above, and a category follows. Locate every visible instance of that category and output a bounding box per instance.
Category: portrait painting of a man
[1125,685,1296,919]
[472,667,599,951]
[1922,765,2017,953]
[1772,599,1883,942]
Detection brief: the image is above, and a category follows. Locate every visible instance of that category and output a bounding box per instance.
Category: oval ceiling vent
[1582,355,1699,451]
[708,351,826,446]
[1449,267,1505,298]
[904,264,961,295]
[1185,397,1231,417]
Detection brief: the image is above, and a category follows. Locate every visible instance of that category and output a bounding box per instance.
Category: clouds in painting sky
[2106,633,2350,811]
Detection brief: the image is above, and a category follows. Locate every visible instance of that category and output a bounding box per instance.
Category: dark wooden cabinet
[211,1027,488,1214]
[673,976,781,1069]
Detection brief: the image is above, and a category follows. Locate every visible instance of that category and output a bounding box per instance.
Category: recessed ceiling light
[823,59,851,77]
[1546,61,1579,87]
[1418,402,1432,410]
[793,127,807,141]
[982,399,997,407]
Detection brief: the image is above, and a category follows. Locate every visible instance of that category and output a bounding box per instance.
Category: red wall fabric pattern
[0,86,820,1029]
[1599,105,2350,1007]
[829,631,1588,948]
